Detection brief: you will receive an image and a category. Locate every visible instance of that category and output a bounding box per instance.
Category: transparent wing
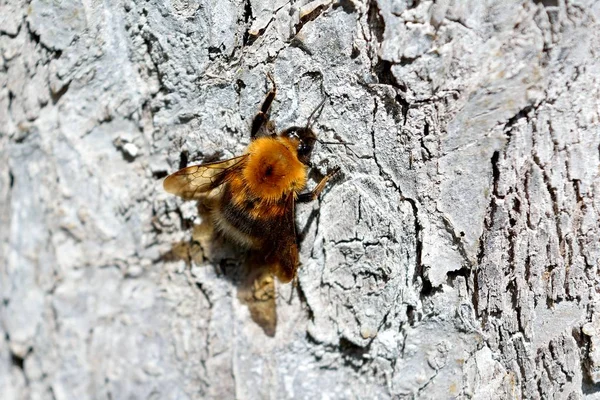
[163,155,248,200]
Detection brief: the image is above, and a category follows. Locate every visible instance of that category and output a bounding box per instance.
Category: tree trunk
[1,0,599,398]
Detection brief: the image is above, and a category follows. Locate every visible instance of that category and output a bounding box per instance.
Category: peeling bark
[1,0,599,398]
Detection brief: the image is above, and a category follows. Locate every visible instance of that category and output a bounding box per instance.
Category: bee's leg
[297,167,341,203]
[251,73,277,139]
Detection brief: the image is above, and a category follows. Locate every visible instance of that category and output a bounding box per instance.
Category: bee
[163,74,340,284]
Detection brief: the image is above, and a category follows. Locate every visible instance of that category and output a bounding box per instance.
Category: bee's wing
[163,155,248,200]
[269,193,300,283]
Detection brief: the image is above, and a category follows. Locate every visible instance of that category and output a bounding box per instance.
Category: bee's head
[279,97,351,165]
[282,127,317,165]
[280,98,327,165]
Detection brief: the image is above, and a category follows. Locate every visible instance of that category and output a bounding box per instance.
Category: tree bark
[1,0,599,398]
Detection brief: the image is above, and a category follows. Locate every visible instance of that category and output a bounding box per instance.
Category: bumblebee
[164,74,339,283]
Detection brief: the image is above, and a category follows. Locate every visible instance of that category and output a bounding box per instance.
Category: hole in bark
[207,46,222,60]
[8,90,14,110]
[235,79,246,94]
[406,305,416,326]
[420,277,433,296]
[472,268,480,317]
[179,150,189,169]
[491,151,502,198]
[447,266,470,281]
[11,352,25,371]
[9,170,14,188]
[582,375,600,394]
[121,149,136,163]
[397,94,409,125]
[334,0,357,14]
[50,81,70,105]
[245,32,261,46]
[371,67,410,124]
[152,170,167,179]
[399,56,418,66]
[243,0,253,23]
[289,37,313,55]
[533,0,558,6]
[296,2,330,34]
[242,0,254,46]
[367,1,385,43]
[507,279,519,312]
[512,197,521,213]
[26,22,62,57]
[573,327,598,391]
[504,105,533,133]
[510,197,521,227]
[408,0,420,8]
[177,112,201,124]
[338,337,368,371]
[420,122,431,159]
[373,59,398,86]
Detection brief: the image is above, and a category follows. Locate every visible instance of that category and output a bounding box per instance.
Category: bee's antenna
[317,138,358,158]
[306,89,357,157]
[306,97,327,130]
[318,139,354,146]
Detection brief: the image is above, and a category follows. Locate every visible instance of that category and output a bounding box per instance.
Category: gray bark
[1,0,599,398]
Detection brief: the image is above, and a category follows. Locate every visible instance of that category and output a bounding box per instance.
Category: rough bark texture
[1,0,599,398]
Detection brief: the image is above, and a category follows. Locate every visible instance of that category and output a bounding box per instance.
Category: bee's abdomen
[212,184,286,248]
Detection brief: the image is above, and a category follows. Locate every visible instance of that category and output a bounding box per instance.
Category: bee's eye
[281,127,316,164]
[287,131,300,141]
[298,142,309,155]
[296,140,315,165]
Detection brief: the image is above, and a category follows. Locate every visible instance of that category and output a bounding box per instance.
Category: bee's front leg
[251,73,277,139]
[296,167,341,203]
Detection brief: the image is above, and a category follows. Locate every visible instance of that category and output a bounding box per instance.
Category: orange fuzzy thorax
[243,137,307,201]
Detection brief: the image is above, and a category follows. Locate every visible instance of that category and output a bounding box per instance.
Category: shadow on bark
[159,203,277,336]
